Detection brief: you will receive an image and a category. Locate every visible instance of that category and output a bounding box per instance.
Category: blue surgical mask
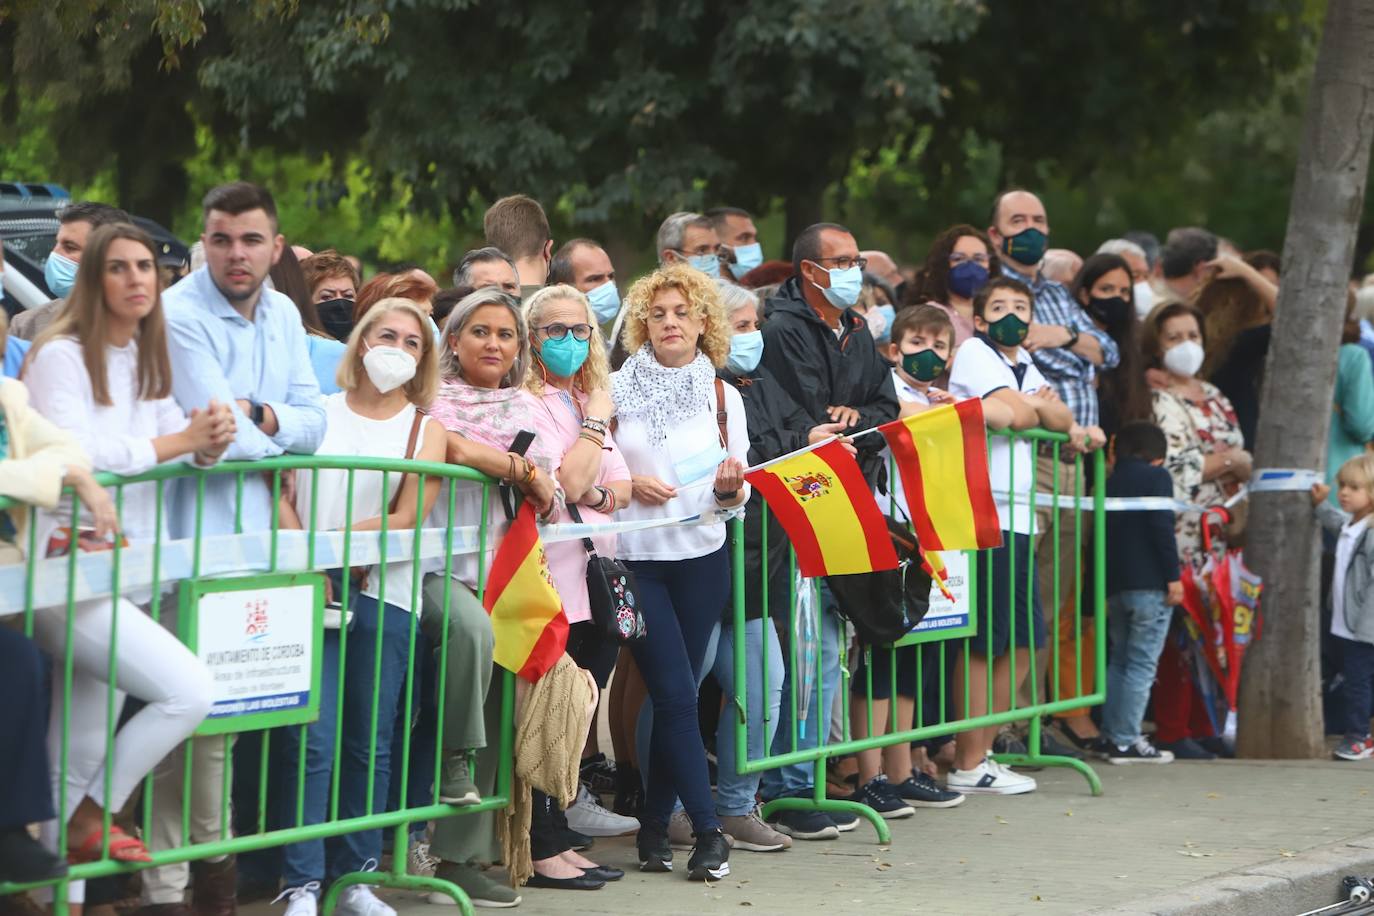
[870,304,896,343]
[44,251,78,299]
[428,316,443,346]
[587,280,621,323]
[728,242,763,280]
[687,253,722,278]
[947,261,990,300]
[814,264,863,308]
[726,329,764,375]
[538,334,590,378]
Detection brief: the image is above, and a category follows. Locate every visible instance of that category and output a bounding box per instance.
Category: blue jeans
[1337,636,1374,739]
[277,631,342,889]
[625,546,731,833]
[761,592,843,801]
[635,624,719,795]
[713,618,784,816]
[1102,590,1173,746]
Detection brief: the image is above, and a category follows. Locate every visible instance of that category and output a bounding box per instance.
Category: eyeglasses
[949,253,991,267]
[536,322,594,341]
[814,255,868,271]
[675,247,727,259]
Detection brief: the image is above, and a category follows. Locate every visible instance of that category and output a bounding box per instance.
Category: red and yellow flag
[878,400,1002,552]
[482,502,568,682]
[745,439,898,578]
[921,549,955,603]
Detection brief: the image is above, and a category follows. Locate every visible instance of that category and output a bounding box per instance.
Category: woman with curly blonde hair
[610,264,748,882]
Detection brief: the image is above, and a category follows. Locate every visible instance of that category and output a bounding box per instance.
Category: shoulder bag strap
[564,502,598,555]
[714,377,729,449]
[388,409,426,515]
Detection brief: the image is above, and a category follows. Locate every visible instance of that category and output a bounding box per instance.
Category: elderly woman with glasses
[611,264,748,882]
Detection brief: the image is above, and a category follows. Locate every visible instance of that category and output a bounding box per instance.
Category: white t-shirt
[876,368,930,516]
[295,393,432,612]
[615,382,751,561]
[947,335,1045,536]
[1333,516,1369,641]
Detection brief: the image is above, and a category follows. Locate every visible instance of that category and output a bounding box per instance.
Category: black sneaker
[1156,737,1216,760]
[613,765,645,818]
[0,827,68,883]
[992,727,1027,755]
[849,776,914,820]
[1096,736,1175,765]
[686,829,731,881]
[637,820,673,872]
[829,808,860,832]
[579,753,618,797]
[893,772,966,808]
[764,808,840,840]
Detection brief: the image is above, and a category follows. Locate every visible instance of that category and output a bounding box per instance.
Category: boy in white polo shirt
[944,277,1073,795]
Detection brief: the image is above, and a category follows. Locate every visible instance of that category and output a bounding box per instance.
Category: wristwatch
[249,401,265,426]
[1064,326,1080,348]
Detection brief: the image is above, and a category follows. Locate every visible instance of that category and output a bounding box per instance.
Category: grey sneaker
[668,810,734,850]
[719,810,790,852]
[438,753,480,806]
[429,862,521,908]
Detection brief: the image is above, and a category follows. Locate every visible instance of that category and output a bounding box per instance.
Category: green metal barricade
[0,456,514,916]
[728,427,1107,844]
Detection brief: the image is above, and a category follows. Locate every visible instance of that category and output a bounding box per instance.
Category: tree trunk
[783,190,825,258]
[1237,0,1374,759]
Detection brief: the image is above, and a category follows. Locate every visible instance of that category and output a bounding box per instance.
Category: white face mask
[362,342,418,393]
[1162,339,1205,377]
[1133,281,1155,318]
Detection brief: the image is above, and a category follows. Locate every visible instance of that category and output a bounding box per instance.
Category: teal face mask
[538,334,590,378]
[44,250,78,298]
[986,312,1030,347]
[1000,227,1048,266]
[728,242,763,280]
[587,280,621,324]
[901,348,947,382]
[686,253,722,278]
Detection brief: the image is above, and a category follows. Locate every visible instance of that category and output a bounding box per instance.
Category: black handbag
[566,504,646,644]
[825,515,933,646]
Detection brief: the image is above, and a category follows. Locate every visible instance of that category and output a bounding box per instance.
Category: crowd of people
[1,180,1372,915]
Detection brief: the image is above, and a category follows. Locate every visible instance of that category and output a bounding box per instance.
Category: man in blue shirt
[138,182,326,916]
[987,188,1112,751]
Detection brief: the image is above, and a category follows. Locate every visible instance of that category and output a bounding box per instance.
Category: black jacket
[721,368,815,622]
[1105,458,1181,595]
[760,277,899,487]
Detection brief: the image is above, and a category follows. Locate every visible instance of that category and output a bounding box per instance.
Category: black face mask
[1085,295,1133,331]
[316,298,356,342]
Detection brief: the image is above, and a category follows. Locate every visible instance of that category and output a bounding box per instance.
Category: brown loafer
[191,858,237,916]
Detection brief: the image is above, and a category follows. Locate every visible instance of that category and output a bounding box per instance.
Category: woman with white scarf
[611,264,748,882]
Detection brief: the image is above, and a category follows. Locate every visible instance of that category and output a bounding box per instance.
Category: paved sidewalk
[249,759,1373,915]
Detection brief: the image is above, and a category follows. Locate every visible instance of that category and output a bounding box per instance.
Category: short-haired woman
[22,223,223,877]
[273,296,447,916]
[611,264,748,881]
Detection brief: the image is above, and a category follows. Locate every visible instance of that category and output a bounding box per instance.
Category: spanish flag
[745,439,899,578]
[878,400,1002,551]
[482,502,569,682]
[921,549,956,603]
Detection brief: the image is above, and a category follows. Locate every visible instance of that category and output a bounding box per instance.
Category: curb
[1083,833,1374,916]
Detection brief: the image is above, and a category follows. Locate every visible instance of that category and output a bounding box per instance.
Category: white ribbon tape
[1247,468,1322,493]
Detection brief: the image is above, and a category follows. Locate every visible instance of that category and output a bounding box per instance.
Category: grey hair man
[655,211,723,278]
[452,246,520,297]
[1159,227,1219,302]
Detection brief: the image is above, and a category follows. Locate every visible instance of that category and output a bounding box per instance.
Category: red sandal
[68,824,152,864]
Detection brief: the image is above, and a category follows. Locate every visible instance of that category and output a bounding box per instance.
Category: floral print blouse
[1152,382,1244,572]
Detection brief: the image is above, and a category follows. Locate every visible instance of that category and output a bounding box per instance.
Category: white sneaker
[336,885,396,916]
[564,783,640,837]
[273,883,320,916]
[947,758,1037,795]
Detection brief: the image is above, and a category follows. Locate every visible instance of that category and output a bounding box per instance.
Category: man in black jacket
[756,223,899,838]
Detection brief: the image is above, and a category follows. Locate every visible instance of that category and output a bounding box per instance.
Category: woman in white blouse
[610,264,748,882]
[22,223,229,873]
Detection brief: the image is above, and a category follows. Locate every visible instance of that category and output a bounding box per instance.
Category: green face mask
[901,348,947,382]
[986,312,1030,347]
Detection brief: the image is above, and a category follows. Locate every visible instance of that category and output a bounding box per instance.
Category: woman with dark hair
[902,224,1001,347]
[1071,253,1152,439]
[275,245,349,395]
[1197,274,1274,449]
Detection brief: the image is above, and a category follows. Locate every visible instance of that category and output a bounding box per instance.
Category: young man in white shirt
[945,277,1073,795]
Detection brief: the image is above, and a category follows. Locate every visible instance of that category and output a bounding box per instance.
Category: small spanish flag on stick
[878,400,1002,551]
[482,502,569,682]
[921,549,956,603]
[745,439,898,578]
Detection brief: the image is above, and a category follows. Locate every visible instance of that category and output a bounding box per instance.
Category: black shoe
[613,766,645,818]
[558,827,594,852]
[1156,738,1216,760]
[764,807,839,840]
[849,776,915,820]
[581,865,624,882]
[893,772,966,808]
[0,827,68,883]
[1199,735,1235,759]
[1035,726,1085,760]
[686,829,731,881]
[637,820,673,872]
[829,808,860,832]
[525,871,605,890]
[579,753,618,797]
[1095,736,1175,765]
[992,727,1027,755]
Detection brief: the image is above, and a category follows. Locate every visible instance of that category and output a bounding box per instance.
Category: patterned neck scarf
[427,377,557,472]
[611,345,717,445]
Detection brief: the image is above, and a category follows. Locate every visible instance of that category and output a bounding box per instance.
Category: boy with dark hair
[945,276,1073,794]
[1096,421,1180,763]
